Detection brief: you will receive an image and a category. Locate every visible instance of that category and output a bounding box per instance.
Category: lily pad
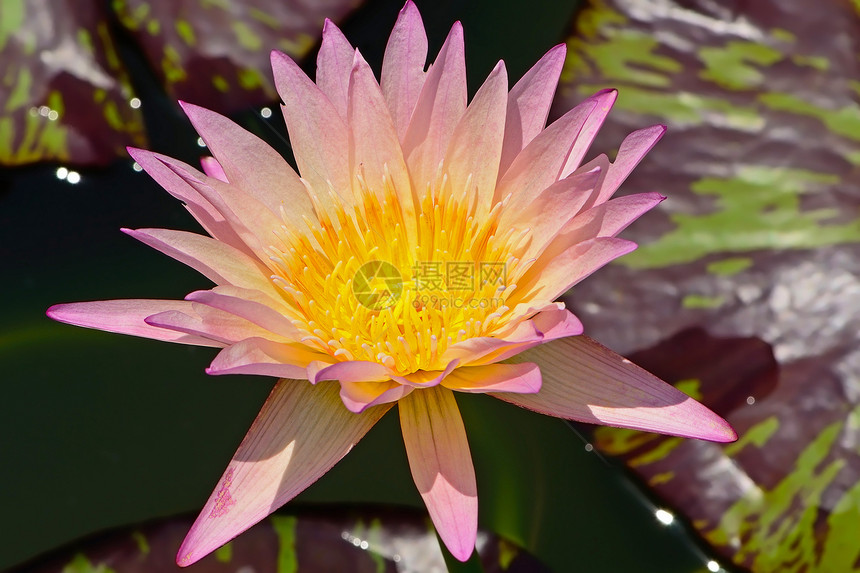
[112,0,361,114]
[13,507,549,573]
[557,1,860,570]
[0,0,146,166]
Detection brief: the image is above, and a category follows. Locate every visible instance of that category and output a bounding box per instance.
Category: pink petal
[47,300,222,347]
[186,287,300,341]
[206,337,329,378]
[530,307,586,340]
[128,148,250,256]
[347,50,416,240]
[316,19,355,118]
[555,192,665,247]
[500,161,600,260]
[494,96,597,207]
[390,359,460,388]
[179,102,315,231]
[402,22,467,192]
[176,380,391,566]
[518,193,663,297]
[594,124,666,205]
[381,0,428,142]
[200,156,228,182]
[560,89,618,177]
[339,379,413,413]
[312,360,391,384]
[122,228,279,299]
[145,307,288,346]
[498,44,566,178]
[514,237,637,306]
[443,362,541,394]
[443,60,508,217]
[490,336,737,442]
[399,386,477,561]
[156,154,280,257]
[444,307,583,366]
[271,51,352,206]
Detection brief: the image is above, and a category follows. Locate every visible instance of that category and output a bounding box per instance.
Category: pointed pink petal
[555,192,665,247]
[200,156,228,182]
[518,192,664,298]
[145,306,289,346]
[594,124,666,205]
[500,161,600,260]
[312,360,392,384]
[443,362,541,394]
[444,319,537,365]
[444,61,508,217]
[390,359,459,388]
[498,44,566,178]
[176,380,392,566]
[271,51,352,206]
[597,192,665,236]
[494,97,597,207]
[121,228,279,299]
[128,148,250,256]
[206,337,329,378]
[339,379,413,413]
[444,307,583,366]
[560,89,618,177]
[316,19,355,118]
[347,50,416,240]
[491,336,737,442]
[402,22,467,191]
[399,386,477,561]
[179,102,315,231]
[47,300,222,347]
[186,287,300,341]
[156,154,280,257]
[381,0,428,141]
[514,237,637,305]
[530,307,586,340]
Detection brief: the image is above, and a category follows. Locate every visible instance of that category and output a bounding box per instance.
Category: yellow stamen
[269,174,531,375]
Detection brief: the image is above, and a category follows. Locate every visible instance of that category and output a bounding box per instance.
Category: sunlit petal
[492,336,737,441]
[400,386,477,561]
[177,380,391,566]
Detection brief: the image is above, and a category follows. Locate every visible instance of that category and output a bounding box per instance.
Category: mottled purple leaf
[557,0,860,570]
[112,0,362,114]
[13,507,548,573]
[0,0,146,166]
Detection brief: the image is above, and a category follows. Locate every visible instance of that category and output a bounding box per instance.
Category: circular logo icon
[352,260,402,310]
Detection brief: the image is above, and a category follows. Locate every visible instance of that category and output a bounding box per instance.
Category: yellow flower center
[268,173,531,375]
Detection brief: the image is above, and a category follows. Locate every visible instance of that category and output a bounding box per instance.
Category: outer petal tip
[126,146,146,161]
[711,417,739,443]
[542,43,567,64]
[45,304,62,320]
[175,549,195,568]
[270,49,288,67]
[176,537,209,568]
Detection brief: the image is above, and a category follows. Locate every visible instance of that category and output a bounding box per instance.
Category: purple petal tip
[45,304,61,320]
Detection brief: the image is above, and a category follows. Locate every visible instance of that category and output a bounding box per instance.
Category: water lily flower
[47,1,736,566]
